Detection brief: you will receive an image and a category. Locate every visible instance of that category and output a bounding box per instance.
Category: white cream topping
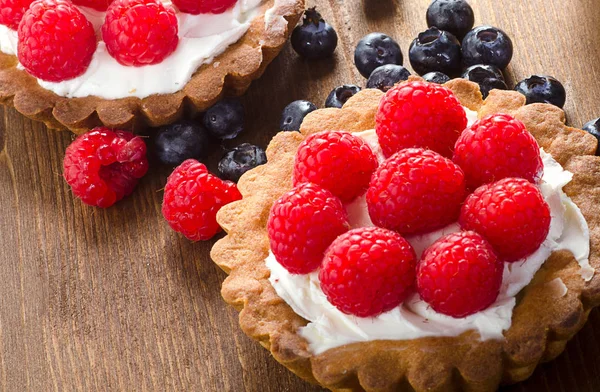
[266,120,593,355]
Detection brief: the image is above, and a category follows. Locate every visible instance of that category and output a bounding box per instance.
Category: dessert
[0,0,305,133]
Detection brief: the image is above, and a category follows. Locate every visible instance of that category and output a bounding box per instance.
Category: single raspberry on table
[293,131,378,202]
[102,0,178,66]
[453,113,543,190]
[459,178,551,262]
[0,0,34,30]
[17,0,97,82]
[268,183,349,274]
[72,0,112,11]
[319,227,417,317]
[173,0,236,14]
[367,148,466,235]
[417,231,503,318]
[375,81,467,158]
[63,128,149,208]
[162,159,242,241]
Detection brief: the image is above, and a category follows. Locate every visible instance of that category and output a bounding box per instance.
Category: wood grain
[1,0,600,390]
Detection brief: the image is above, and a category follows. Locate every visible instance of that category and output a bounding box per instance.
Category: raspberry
[162,159,242,241]
[268,183,349,274]
[0,0,34,30]
[459,178,551,262]
[375,81,467,158]
[453,113,543,190]
[172,0,236,14]
[417,231,503,318]
[293,131,378,202]
[102,0,178,66]
[17,0,96,82]
[319,227,417,317]
[72,0,112,11]
[367,148,466,235]
[63,128,149,208]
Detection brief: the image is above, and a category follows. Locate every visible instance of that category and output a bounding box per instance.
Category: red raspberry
[320,227,417,317]
[268,183,349,274]
[102,0,178,67]
[417,231,503,318]
[162,159,242,241]
[72,0,112,11]
[17,0,96,82]
[459,178,551,262]
[453,113,543,190]
[367,148,466,235]
[375,81,467,158]
[63,128,149,208]
[0,0,34,30]
[173,0,236,14]
[293,131,378,202]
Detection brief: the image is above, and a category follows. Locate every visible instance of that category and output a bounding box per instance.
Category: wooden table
[1,0,600,390]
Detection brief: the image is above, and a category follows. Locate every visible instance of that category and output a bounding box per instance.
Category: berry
[367,148,466,235]
[72,0,111,11]
[375,81,467,158]
[17,0,96,82]
[320,227,417,317]
[63,128,149,208]
[218,143,267,182]
[462,26,513,69]
[459,178,551,262]
[354,33,403,78]
[325,85,361,108]
[268,183,349,274]
[422,71,450,84]
[461,64,507,98]
[514,75,566,108]
[153,121,211,166]
[417,231,502,318]
[453,113,543,189]
[172,0,235,14]
[280,100,317,132]
[409,27,462,76]
[293,131,378,202]
[203,98,245,140]
[582,118,600,155]
[102,0,178,66]
[426,0,475,40]
[366,64,411,92]
[291,7,338,60]
[162,159,242,241]
[0,0,34,30]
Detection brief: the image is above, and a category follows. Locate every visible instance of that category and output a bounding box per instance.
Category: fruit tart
[0,0,304,133]
[211,78,600,391]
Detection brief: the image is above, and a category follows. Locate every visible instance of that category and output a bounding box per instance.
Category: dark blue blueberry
[366,64,411,91]
[409,27,462,76]
[325,85,361,108]
[354,33,403,78]
[422,71,451,84]
[582,118,600,155]
[426,0,475,40]
[514,75,566,108]
[203,98,244,140]
[153,121,212,166]
[280,100,318,132]
[291,8,338,60]
[218,143,267,182]
[462,64,507,98]
[462,26,513,69]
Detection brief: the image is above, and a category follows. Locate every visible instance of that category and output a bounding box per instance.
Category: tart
[211,78,600,391]
[0,0,304,134]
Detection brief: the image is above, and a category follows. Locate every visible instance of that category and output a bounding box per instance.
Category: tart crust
[0,0,305,134]
[211,78,600,391]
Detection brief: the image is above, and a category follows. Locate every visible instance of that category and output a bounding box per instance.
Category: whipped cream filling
[0,0,280,99]
[266,112,593,355]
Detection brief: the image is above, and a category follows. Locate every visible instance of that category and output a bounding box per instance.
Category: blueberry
[422,71,450,84]
[514,75,566,108]
[218,143,267,182]
[280,100,318,132]
[325,85,361,108]
[409,27,462,76]
[203,98,244,140]
[366,64,411,91]
[291,8,338,60]
[354,33,403,78]
[462,64,507,98]
[426,0,475,40]
[462,26,513,69]
[153,121,212,166]
[582,118,600,155]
